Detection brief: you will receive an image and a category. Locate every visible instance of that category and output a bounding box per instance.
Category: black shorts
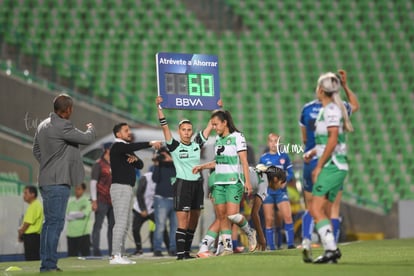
[173,178,204,211]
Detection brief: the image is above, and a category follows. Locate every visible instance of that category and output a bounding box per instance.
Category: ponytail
[332,92,354,132]
[211,110,240,133]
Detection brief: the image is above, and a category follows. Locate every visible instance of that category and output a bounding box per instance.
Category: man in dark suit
[33,94,95,272]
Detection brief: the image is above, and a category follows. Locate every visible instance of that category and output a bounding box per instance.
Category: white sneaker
[122,256,136,264]
[248,229,257,252]
[109,254,136,265]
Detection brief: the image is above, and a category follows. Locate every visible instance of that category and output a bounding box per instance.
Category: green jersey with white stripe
[214,131,247,185]
[315,102,348,170]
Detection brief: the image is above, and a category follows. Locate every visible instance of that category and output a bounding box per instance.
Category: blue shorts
[263,188,289,205]
[302,158,317,193]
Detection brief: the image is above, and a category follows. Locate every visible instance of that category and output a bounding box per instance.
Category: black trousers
[22,233,40,261]
[67,235,91,257]
[92,202,114,256]
[132,210,169,252]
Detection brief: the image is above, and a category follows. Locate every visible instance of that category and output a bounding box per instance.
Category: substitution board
[156,52,220,110]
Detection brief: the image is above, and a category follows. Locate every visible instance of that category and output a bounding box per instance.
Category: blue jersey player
[299,69,359,259]
[259,133,295,250]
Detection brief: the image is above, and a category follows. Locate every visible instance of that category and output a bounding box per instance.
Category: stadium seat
[1,0,413,213]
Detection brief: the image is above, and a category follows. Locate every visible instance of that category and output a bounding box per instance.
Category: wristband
[159,117,167,126]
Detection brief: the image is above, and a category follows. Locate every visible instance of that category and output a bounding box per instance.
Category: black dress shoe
[153,251,164,257]
[41,268,63,273]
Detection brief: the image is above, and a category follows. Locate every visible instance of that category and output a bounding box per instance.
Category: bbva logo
[176,98,203,107]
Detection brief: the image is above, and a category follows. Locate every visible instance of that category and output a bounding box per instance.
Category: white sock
[199,235,216,252]
[215,238,224,256]
[222,234,232,250]
[240,220,253,236]
[317,224,337,251]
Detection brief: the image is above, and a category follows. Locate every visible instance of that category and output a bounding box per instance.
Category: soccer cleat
[218,248,233,256]
[313,248,342,264]
[218,239,233,256]
[248,229,257,252]
[184,252,196,259]
[302,239,313,263]
[109,254,135,265]
[196,251,214,258]
[215,241,224,256]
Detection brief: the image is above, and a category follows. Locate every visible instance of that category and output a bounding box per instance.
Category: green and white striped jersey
[315,102,348,170]
[214,131,247,185]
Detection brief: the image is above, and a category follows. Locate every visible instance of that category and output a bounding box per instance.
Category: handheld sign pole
[156,52,220,110]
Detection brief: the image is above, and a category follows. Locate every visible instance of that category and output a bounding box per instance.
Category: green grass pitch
[1,238,414,275]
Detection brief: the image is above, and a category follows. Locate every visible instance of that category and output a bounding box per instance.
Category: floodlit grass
[1,238,414,275]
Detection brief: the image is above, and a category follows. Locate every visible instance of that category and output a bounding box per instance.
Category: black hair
[210,110,239,133]
[265,166,287,184]
[53,94,73,113]
[113,122,128,137]
[25,185,38,198]
[178,119,192,127]
[158,146,171,156]
[76,183,87,190]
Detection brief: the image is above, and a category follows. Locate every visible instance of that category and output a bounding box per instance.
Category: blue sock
[331,218,341,243]
[275,227,283,248]
[302,211,313,240]
[232,240,238,249]
[285,223,294,247]
[265,228,275,250]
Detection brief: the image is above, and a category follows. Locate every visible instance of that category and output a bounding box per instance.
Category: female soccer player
[196,165,286,257]
[259,133,295,250]
[304,72,354,264]
[193,110,256,255]
[300,69,359,262]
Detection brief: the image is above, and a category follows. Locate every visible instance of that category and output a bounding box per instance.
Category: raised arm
[202,99,222,138]
[201,119,213,141]
[63,121,96,145]
[338,69,360,113]
[156,96,173,142]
